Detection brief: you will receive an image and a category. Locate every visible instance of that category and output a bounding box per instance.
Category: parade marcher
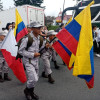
[27,24,32,33]
[52,48,60,69]
[0,29,11,82]
[18,21,43,100]
[50,36,60,69]
[40,30,59,83]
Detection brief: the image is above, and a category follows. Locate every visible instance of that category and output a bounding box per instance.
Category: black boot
[0,75,4,82]
[54,61,60,69]
[4,73,11,81]
[30,88,39,100]
[41,71,48,78]
[48,74,55,84]
[24,88,32,100]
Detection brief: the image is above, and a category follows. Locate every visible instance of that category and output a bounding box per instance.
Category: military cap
[30,21,43,28]
[47,30,57,37]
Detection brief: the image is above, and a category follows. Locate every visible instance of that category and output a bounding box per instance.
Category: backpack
[16,34,43,60]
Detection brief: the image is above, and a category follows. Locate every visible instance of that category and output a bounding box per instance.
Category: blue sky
[1,0,76,16]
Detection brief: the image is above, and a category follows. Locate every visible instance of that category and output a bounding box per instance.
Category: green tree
[13,0,43,7]
[0,0,3,11]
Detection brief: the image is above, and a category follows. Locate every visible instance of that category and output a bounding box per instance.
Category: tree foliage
[13,0,43,7]
[0,0,3,11]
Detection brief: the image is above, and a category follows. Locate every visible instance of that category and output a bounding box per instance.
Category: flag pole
[39,37,57,54]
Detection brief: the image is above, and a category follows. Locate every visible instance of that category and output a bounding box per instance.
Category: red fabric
[52,41,72,70]
[86,76,94,89]
[16,28,28,42]
[56,28,78,55]
[1,49,27,83]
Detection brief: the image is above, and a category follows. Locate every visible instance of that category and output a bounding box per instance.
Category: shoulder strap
[39,36,43,48]
[25,34,34,50]
[17,34,28,49]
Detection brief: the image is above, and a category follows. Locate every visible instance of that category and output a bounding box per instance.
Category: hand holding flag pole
[39,37,56,54]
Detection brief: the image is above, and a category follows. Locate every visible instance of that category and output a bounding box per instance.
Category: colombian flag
[55,1,94,88]
[14,9,28,42]
[56,19,81,56]
[53,17,75,70]
[73,1,94,88]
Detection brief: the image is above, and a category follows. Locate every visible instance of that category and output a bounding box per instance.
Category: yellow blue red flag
[73,1,94,88]
[14,9,28,42]
[52,17,75,70]
[55,1,94,88]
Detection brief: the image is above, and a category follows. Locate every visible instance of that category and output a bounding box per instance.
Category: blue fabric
[65,19,81,41]
[90,46,94,75]
[16,21,25,36]
[58,40,71,56]
[78,75,93,82]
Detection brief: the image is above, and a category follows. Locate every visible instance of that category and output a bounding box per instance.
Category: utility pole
[62,0,65,23]
[63,0,65,11]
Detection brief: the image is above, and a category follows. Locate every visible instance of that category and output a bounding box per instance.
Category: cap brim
[51,32,57,35]
[47,32,57,37]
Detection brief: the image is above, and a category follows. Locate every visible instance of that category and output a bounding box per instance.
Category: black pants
[97,42,100,54]
[93,40,97,53]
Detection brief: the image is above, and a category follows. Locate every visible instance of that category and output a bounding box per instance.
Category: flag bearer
[0,29,11,82]
[18,22,43,100]
[41,30,58,83]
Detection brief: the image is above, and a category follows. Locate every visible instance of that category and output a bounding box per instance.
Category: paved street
[0,55,100,100]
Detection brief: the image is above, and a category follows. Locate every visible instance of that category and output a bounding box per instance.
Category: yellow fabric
[65,17,74,68]
[73,1,94,76]
[14,9,23,36]
[66,17,72,26]
[69,53,75,68]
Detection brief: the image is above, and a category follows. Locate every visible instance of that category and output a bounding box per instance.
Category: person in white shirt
[95,28,100,57]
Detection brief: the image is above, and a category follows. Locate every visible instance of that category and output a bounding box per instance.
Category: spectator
[92,25,98,53]
[95,28,100,57]
[5,23,12,33]
[6,23,12,31]
[12,22,15,30]
[39,26,47,38]
[92,25,97,39]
